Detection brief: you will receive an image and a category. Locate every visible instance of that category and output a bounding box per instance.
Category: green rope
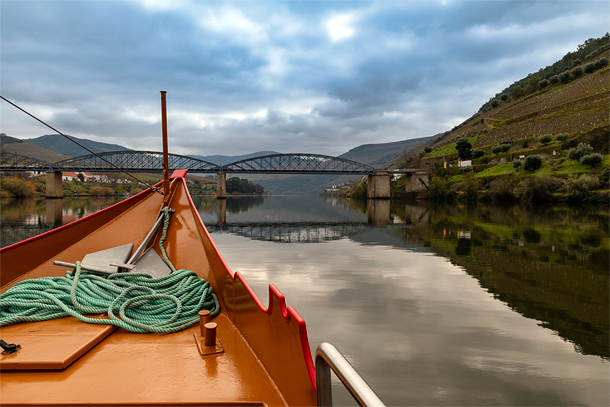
[0,208,220,333]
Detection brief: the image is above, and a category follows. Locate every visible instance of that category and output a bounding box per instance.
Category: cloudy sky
[1,0,608,156]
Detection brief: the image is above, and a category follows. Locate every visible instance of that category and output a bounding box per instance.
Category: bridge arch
[0,152,54,171]
[221,153,375,174]
[54,151,220,173]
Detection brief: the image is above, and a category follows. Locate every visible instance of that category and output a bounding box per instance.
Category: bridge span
[1,151,426,199]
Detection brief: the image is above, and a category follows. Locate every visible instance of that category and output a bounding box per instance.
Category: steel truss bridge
[0,151,398,174]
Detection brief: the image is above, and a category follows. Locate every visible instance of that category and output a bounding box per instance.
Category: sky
[1,0,608,157]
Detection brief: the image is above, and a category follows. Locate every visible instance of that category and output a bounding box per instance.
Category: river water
[1,195,608,406]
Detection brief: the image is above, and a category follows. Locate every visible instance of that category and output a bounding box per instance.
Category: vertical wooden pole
[160,91,169,197]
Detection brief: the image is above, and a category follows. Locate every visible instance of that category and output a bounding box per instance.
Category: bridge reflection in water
[206,221,371,243]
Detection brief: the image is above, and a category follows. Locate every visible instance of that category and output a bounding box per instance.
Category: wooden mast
[160,91,169,197]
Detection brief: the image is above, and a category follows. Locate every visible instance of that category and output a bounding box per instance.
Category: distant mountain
[339,136,436,167]
[1,133,71,162]
[190,151,279,165]
[27,134,132,157]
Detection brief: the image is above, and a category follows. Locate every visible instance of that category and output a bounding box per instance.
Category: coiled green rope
[0,208,220,333]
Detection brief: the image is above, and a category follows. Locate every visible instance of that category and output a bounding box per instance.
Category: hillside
[403,35,609,165]
[1,133,71,162]
[340,136,436,166]
[191,151,279,165]
[376,34,610,203]
[27,134,132,157]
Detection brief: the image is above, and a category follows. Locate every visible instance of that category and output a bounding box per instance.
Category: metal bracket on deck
[193,310,224,356]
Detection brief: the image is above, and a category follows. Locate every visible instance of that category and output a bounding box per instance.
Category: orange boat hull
[0,170,316,406]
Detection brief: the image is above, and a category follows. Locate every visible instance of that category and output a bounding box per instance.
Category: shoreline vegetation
[342,34,610,205]
[0,175,268,199]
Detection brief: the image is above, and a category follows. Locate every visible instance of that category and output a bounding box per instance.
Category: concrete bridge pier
[404,171,429,193]
[367,170,390,199]
[217,173,226,199]
[46,171,63,198]
[216,199,227,225]
[45,199,64,226]
[367,199,391,228]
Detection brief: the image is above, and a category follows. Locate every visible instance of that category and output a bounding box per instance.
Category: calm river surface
[1,195,608,406]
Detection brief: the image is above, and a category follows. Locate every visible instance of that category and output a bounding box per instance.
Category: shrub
[559,71,571,83]
[571,66,583,77]
[584,62,596,74]
[90,186,115,196]
[489,178,515,202]
[596,57,609,69]
[524,155,542,171]
[555,133,570,142]
[511,85,523,98]
[518,175,559,203]
[428,176,447,201]
[0,176,37,198]
[490,99,499,108]
[567,143,594,161]
[549,75,559,84]
[564,174,600,202]
[424,146,432,154]
[538,79,549,88]
[492,143,511,154]
[522,141,528,148]
[538,134,552,144]
[580,153,603,167]
[513,160,522,168]
[500,94,509,101]
[472,149,485,159]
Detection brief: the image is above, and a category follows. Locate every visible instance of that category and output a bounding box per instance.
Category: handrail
[315,342,385,407]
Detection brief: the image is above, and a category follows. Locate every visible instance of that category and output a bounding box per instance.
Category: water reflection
[389,202,609,360]
[0,196,123,247]
[1,195,608,405]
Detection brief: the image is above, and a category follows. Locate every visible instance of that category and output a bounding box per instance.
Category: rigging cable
[0,95,162,194]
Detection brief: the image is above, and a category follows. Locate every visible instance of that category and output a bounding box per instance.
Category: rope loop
[0,207,220,333]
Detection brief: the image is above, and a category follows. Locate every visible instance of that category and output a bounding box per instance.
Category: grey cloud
[1,0,608,157]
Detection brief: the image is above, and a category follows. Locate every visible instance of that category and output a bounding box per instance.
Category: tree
[455,138,472,160]
[538,134,552,145]
[524,155,542,171]
[571,66,583,77]
[77,172,85,182]
[567,143,594,161]
[226,177,265,194]
[511,85,523,98]
[596,57,609,69]
[580,154,603,167]
[584,62,596,74]
[472,149,485,159]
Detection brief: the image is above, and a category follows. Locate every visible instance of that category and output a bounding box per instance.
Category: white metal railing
[315,342,385,407]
